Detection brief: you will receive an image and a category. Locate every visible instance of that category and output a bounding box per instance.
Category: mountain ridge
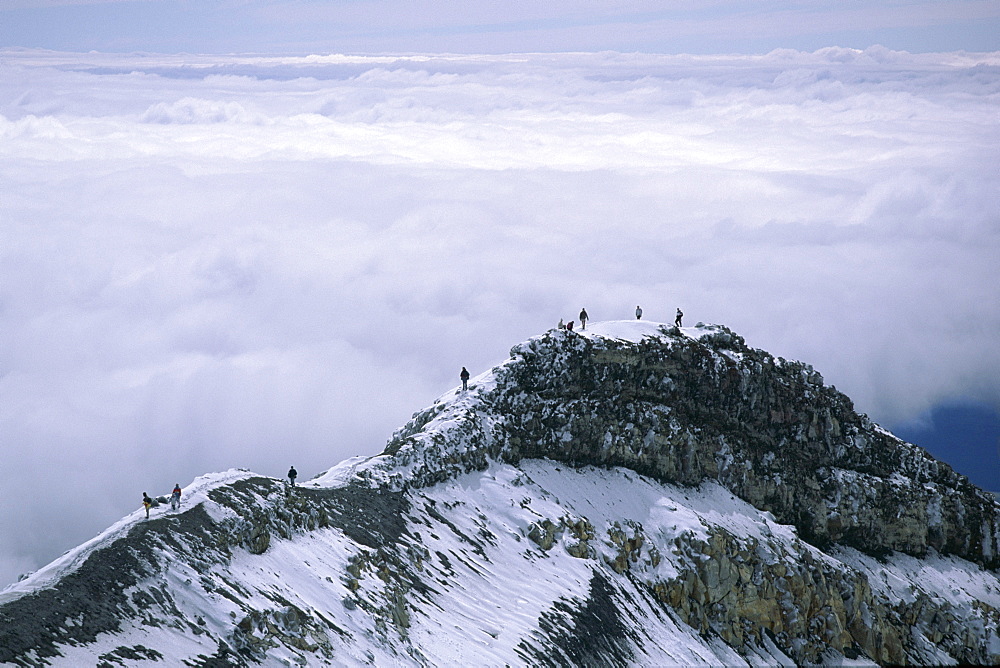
[2,321,998,666]
[373,320,996,566]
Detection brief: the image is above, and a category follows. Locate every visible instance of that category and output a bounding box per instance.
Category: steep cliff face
[2,321,998,667]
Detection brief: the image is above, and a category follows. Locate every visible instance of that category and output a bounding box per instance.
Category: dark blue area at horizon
[892,403,1000,493]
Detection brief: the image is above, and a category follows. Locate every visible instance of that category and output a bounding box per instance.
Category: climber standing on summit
[460,366,470,391]
[675,308,683,327]
[635,305,642,320]
[288,466,297,487]
[579,308,588,330]
[170,484,182,511]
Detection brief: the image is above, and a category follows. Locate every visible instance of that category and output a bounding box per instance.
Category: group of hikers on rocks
[557,307,590,331]
[143,468,301,518]
[556,305,683,332]
[141,484,183,519]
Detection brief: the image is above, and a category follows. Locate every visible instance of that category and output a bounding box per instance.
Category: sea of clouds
[1,47,998,588]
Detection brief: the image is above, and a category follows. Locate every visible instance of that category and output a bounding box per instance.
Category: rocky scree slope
[0,321,998,667]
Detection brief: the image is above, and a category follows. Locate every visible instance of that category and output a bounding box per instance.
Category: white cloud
[140,97,260,124]
[0,47,998,589]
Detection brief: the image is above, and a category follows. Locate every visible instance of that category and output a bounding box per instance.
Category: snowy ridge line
[0,468,256,605]
[0,318,516,604]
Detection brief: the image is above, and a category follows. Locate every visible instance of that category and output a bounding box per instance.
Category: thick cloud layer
[1,48,998,588]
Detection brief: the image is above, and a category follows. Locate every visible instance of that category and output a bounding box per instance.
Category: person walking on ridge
[142,492,152,519]
[288,466,297,487]
[579,308,588,330]
[460,366,470,391]
[635,305,642,320]
[170,484,182,511]
[675,308,683,327]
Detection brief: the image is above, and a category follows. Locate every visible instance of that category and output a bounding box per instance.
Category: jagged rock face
[389,324,999,568]
[3,323,999,667]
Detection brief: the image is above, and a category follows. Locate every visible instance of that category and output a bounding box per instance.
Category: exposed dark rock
[96,644,164,667]
[517,572,636,667]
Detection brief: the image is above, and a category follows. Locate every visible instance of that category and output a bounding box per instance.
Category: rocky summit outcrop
[2,322,999,667]
[386,323,999,568]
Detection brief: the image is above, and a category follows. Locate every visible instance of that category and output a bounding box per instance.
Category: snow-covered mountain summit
[2,322,998,666]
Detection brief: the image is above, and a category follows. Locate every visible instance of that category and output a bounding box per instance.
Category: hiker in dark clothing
[288,466,297,486]
[170,484,182,511]
[579,308,588,330]
[460,367,470,391]
[142,492,152,519]
[675,308,683,327]
[567,320,574,331]
[635,305,642,320]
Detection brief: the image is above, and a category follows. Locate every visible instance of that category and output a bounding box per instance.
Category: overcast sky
[2,0,1000,54]
[1,3,999,590]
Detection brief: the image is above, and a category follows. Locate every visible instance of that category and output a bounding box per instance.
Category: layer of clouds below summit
[1,48,999,588]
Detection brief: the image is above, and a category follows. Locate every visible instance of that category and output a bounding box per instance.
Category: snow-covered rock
[2,321,998,666]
